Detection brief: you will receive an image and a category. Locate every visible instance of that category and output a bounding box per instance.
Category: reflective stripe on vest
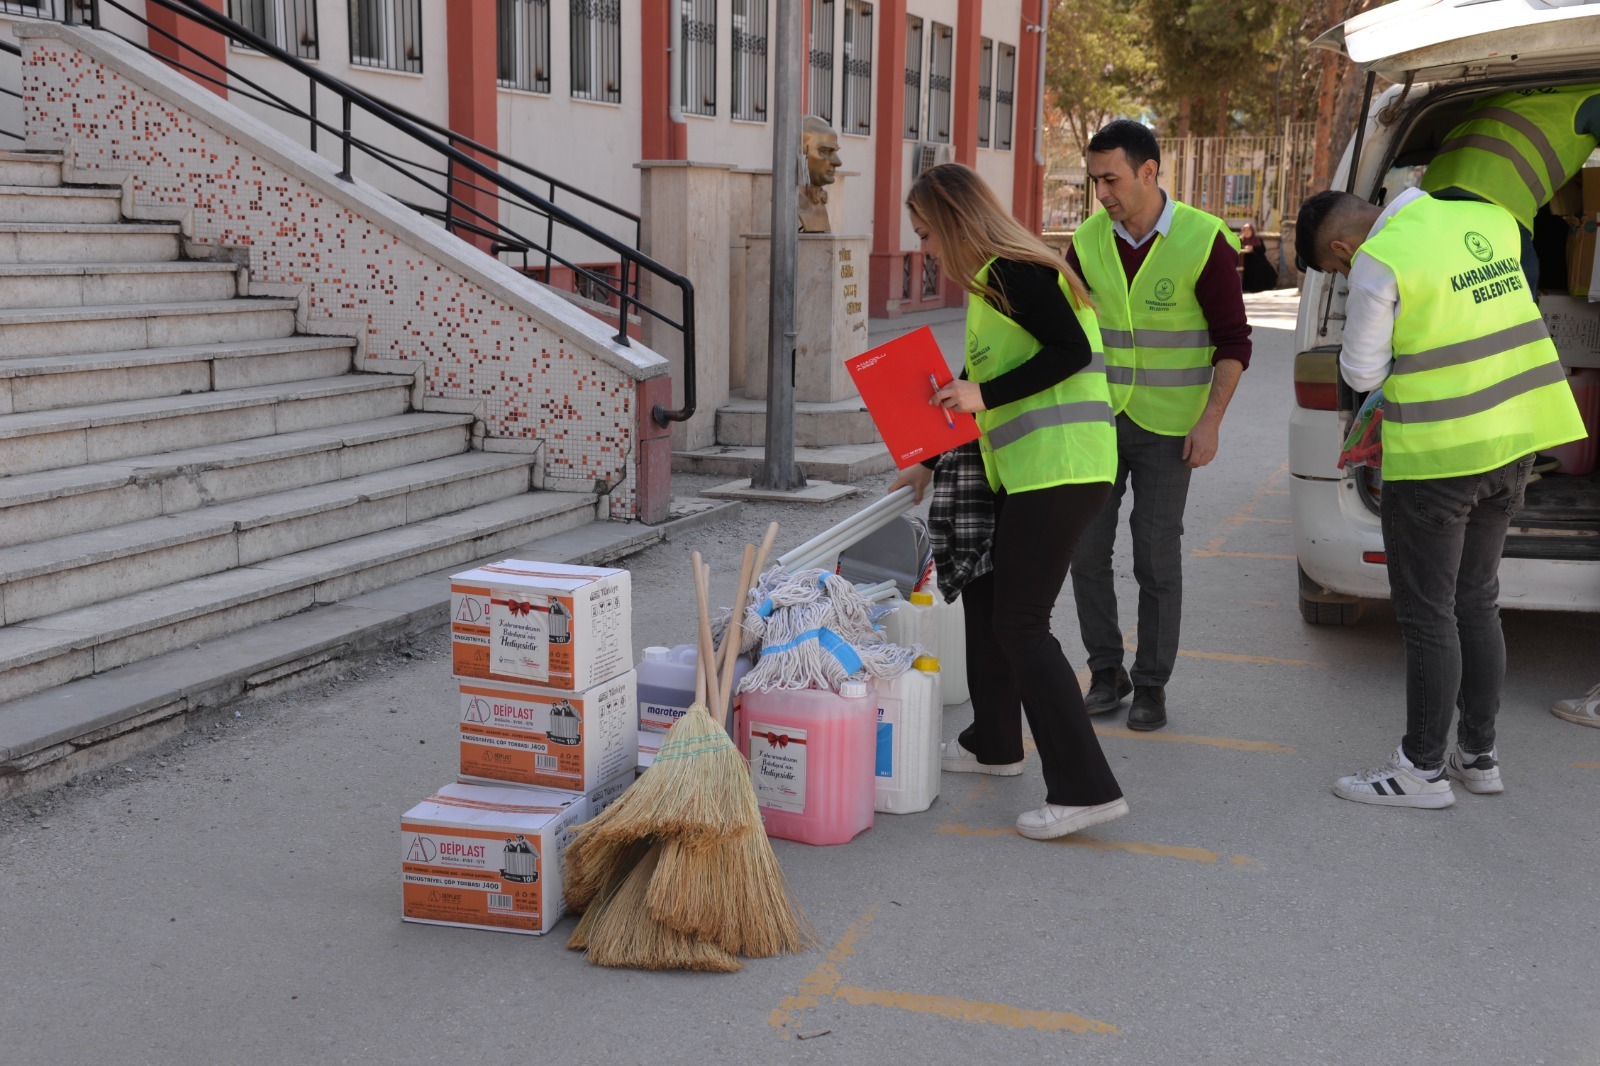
[1419,85,1600,232]
[1356,194,1586,478]
[1072,200,1233,436]
[966,260,1117,492]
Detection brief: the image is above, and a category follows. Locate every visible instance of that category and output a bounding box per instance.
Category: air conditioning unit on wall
[911,142,954,180]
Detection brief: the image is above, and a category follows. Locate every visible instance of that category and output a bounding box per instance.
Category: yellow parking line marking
[1573,762,1600,769]
[1197,461,1289,555]
[1191,549,1298,561]
[1230,599,1281,608]
[769,910,875,1033]
[937,823,1255,865]
[1177,648,1324,668]
[1092,725,1296,753]
[1240,516,1292,524]
[833,986,1117,1035]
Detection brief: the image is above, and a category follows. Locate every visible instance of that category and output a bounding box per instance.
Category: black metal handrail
[7,0,694,426]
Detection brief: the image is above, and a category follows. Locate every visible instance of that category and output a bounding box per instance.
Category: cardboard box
[458,670,638,792]
[451,560,632,690]
[1551,174,1585,219]
[1542,292,1600,368]
[401,782,587,936]
[1583,167,1600,216]
[638,733,660,774]
[1568,215,1598,298]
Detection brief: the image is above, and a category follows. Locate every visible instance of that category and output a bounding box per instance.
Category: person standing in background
[890,163,1127,841]
[1067,120,1253,732]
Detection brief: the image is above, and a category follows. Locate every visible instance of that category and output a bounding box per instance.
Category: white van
[1290,0,1600,624]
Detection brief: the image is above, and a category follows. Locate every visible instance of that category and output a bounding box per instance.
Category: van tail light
[1293,350,1339,410]
[1362,551,1387,565]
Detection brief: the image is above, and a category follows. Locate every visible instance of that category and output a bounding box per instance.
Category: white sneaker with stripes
[1333,747,1456,809]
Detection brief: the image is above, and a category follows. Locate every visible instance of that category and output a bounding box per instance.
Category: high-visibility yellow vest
[1073,200,1237,436]
[1420,84,1600,233]
[1358,194,1585,480]
[966,260,1117,493]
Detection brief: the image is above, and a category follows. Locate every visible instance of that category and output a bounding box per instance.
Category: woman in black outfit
[889,164,1127,840]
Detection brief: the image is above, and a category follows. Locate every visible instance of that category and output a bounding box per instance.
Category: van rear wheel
[1297,563,1366,626]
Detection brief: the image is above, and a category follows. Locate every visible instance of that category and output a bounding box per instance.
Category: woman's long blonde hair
[906,162,1092,315]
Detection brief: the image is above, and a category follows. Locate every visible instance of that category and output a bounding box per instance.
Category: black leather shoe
[1084,666,1132,715]
[1127,685,1167,731]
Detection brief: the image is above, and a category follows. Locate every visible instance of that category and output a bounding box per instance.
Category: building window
[902,15,922,140]
[228,1,319,57]
[730,0,768,123]
[680,0,716,117]
[840,1,871,135]
[808,0,834,123]
[926,21,951,144]
[977,37,992,148]
[571,0,621,103]
[995,42,1015,151]
[497,0,549,92]
[349,0,421,73]
[0,1,54,17]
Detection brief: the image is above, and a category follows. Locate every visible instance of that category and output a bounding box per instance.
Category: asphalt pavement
[0,292,1596,1065]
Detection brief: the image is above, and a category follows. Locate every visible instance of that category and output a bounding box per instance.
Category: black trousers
[958,480,1124,807]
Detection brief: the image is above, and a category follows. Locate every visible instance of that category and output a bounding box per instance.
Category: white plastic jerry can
[938,593,968,705]
[873,656,943,814]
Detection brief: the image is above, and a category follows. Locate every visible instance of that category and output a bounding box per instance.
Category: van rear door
[1316,0,1600,83]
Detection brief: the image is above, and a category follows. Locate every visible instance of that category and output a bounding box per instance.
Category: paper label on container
[401,824,547,931]
[750,721,807,813]
[490,590,555,682]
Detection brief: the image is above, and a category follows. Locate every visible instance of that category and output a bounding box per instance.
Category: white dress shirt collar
[1113,191,1175,250]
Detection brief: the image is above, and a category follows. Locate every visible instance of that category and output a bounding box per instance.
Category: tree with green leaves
[1044,0,1153,159]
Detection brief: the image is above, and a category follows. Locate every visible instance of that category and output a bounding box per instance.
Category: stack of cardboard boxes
[400,561,639,936]
[1551,167,1600,299]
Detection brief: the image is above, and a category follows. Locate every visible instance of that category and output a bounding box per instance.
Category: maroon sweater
[1065,230,1252,370]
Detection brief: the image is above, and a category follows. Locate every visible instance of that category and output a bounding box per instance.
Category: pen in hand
[930,373,955,428]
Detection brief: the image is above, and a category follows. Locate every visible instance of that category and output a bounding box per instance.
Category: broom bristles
[647,833,814,958]
[565,828,646,911]
[583,844,743,973]
[566,840,646,951]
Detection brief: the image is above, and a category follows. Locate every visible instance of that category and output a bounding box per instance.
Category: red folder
[845,325,981,469]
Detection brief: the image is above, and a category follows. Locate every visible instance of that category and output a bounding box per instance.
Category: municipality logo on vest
[1464,232,1494,263]
[1153,278,1176,302]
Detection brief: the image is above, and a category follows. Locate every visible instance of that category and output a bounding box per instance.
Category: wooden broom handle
[717,543,756,723]
[691,555,721,717]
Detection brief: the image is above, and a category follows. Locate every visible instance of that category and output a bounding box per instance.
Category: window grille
[730,0,768,122]
[926,21,951,144]
[497,0,550,92]
[228,0,319,58]
[840,0,871,135]
[977,37,992,148]
[0,1,54,18]
[921,254,940,299]
[349,0,422,73]
[902,254,912,300]
[807,0,833,123]
[995,42,1015,151]
[571,0,621,103]
[902,15,922,140]
[679,0,716,117]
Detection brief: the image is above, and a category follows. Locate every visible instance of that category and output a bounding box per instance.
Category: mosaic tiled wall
[21,34,650,520]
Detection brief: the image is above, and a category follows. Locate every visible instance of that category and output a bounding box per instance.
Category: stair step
[0,335,357,414]
[0,184,125,224]
[0,451,537,624]
[0,412,476,547]
[716,395,882,447]
[0,373,413,477]
[0,298,299,359]
[671,442,896,481]
[0,491,597,704]
[0,152,64,188]
[0,220,181,264]
[0,261,241,309]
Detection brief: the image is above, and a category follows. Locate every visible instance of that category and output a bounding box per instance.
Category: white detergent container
[937,595,968,706]
[873,656,943,814]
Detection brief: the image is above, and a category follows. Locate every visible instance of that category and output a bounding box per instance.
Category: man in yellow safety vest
[1068,120,1253,732]
[1295,188,1585,809]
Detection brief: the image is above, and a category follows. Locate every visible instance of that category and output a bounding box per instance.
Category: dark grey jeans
[1071,413,1194,687]
[1381,455,1532,771]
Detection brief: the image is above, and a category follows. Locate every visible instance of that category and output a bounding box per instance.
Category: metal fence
[808,0,833,122]
[1043,121,1317,235]
[680,0,715,117]
[348,0,421,73]
[730,0,767,122]
[496,0,549,92]
[840,0,871,135]
[571,0,621,103]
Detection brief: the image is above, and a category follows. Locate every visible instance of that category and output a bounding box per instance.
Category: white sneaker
[1015,797,1130,840]
[1553,682,1600,729]
[940,740,1024,776]
[1445,744,1503,795]
[1333,748,1456,809]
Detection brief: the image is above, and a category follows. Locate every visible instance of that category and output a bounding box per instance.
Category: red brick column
[1011,1,1046,234]
[867,0,908,317]
[953,0,980,167]
[146,0,227,99]
[641,0,687,161]
[446,0,500,253]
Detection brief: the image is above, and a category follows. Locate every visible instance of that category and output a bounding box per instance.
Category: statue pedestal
[742,232,871,403]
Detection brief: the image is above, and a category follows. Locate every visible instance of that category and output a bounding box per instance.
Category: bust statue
[798,116,842,233]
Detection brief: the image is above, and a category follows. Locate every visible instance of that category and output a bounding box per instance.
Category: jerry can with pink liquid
[742,681,876,846]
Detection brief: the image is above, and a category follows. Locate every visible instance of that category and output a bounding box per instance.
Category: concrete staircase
[0,150,605,767]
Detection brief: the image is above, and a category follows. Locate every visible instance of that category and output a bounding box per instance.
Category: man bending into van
[1295,188,1585,808]
[1421,84,1600,291]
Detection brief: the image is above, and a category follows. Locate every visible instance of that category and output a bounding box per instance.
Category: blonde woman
[888,163,1127,839]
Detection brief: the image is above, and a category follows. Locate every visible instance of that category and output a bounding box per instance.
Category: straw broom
[565,839,646,953]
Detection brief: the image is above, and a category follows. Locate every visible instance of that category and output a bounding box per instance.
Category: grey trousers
[1071,413,1194,687]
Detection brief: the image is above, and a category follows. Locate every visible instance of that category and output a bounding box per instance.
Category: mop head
[737,568,918,692]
